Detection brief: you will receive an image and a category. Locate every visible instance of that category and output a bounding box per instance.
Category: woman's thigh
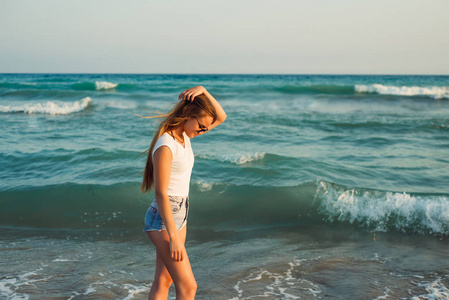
[151,226,188,280]
[147,226,194,285]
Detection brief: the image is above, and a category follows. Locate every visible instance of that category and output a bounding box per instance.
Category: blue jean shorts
[143,195,189,232]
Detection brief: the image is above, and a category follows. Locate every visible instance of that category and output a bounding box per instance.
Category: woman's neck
[171,127,184,142]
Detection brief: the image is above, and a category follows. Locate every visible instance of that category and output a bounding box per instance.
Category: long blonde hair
[138,95,217,193]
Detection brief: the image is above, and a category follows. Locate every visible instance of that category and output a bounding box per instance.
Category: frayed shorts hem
[142,221,187,233]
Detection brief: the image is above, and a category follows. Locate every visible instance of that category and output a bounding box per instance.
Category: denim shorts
[143,195,189,232]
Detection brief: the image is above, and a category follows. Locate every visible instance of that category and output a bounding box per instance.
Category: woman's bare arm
[153,146,185,262]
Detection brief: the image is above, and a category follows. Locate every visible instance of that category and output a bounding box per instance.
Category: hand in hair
[178,86,206,102]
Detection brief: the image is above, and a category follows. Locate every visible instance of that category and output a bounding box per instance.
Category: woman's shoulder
[156,132,178,146]
[158,132,172,141]
[153,132,177,156]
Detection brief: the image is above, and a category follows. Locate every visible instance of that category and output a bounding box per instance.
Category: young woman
[140,86,227,300]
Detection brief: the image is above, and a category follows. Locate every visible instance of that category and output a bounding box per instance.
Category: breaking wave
[315,181,449,234]
[95,81,118,90]
[0,97,92,115]
[355,84,449,99]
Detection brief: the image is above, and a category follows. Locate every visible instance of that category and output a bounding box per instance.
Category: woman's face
[183,115,214,139]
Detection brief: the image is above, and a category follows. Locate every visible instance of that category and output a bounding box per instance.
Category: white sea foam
[232,258,320,299]
[95,81,118,90]
[355,84,449,99]
[197,152,266,165]
[0,267,51,300]
[0,277,28,300]
[67,280,120,300]
[228,152,266,164]
[52,258,78,262]
[192,180,215,192]
[67,287,96,300]
[412,278,449,300]
[0,97,92,115]
[105,100,137,109]
[315,181,449,234]
[123,283,150,300]
[373,287,392,300]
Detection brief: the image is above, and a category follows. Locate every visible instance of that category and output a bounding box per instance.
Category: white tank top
[152,132,194,197]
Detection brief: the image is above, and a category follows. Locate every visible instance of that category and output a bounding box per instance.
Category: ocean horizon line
[1,72,448,76]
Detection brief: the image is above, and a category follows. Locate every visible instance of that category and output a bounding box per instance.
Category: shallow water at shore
[1,225,449,299]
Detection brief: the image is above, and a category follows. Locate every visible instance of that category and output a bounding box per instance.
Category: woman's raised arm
[179,86,227,131]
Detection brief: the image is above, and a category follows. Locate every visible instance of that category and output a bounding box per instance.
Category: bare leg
[147,226,195,300]
[147,250,173,300]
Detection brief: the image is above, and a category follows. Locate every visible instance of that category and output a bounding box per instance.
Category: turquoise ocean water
[1,74,449,299]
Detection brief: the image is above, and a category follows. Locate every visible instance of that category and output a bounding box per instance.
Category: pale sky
[1,0,448,74]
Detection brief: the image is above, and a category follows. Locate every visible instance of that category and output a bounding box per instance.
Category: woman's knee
[175,279,197,297]
[153,277,173,290]
[190,279,197,293]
